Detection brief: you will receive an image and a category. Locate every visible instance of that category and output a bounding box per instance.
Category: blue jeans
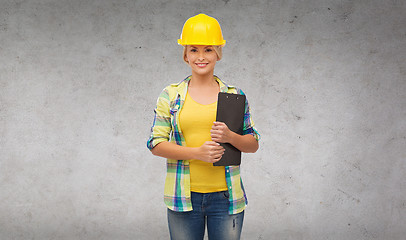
[167,191,244,240]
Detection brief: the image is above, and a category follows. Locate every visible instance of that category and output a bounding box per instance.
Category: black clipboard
[213,92,246,166]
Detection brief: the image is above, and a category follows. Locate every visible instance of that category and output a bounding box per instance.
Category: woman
[147,13,260,240]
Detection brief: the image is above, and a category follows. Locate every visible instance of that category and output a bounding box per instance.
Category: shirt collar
[172,75,232,96]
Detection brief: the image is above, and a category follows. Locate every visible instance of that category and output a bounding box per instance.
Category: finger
[210,133,220,139]
[211,148,223,154]
[212,127,225,133]
[206,141,220,146]
[207,155,218,163]
[209,145,223,152]
[212,155,223,163]
[211,130,224,136]
[212,137,225,143]
[213,147,225,154]
[209,148,224,156]
[212,123,224,129]
[211,152,223,159]
[214,151,225,158]
[214,122,227,127]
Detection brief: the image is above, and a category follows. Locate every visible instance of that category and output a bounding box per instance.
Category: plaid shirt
[147,76,260,215]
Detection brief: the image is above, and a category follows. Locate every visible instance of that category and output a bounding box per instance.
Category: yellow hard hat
[178,13,226,46]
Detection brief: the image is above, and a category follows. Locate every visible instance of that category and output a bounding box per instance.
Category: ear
[183,46,189,63]
[184,55,189,63]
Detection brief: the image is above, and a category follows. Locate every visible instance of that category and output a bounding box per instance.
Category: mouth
[195,63,208,67]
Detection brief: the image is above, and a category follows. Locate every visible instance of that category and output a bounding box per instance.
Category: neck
[189,72,216,87]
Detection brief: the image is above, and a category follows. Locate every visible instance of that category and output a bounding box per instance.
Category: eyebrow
[190,45,213,49]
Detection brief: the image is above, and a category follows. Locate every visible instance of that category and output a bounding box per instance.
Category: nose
[198,52,205,61]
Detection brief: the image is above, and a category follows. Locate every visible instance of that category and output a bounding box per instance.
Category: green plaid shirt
[147,76,260,215]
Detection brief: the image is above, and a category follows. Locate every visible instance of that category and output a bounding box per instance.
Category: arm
[147,89,224,163]
[147,88,225,163]
[210,121,259,153]
[210,89,260,153]
[151,141,225,163]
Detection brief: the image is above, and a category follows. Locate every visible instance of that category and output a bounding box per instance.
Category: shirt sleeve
[147,87,172,150]
[238,89,261,141]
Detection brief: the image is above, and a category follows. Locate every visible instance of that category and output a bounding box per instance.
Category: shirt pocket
[169,96,181,127]
[169,106,178,116]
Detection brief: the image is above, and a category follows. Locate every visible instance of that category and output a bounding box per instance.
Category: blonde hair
[183,45,223,63]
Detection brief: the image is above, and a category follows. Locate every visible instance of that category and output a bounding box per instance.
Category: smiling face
[184,45,219,77]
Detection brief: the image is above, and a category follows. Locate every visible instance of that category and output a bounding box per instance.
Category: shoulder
[170,75,191,87]
[234,87,246,95]
[159,76,190,100]
[215,76,247,96]
[224,83,246,96]
[215,76,236,93]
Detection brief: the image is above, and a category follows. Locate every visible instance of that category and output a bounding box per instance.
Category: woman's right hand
[196,141,225,163]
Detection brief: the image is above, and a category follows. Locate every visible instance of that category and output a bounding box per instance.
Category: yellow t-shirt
[179,92,228,193]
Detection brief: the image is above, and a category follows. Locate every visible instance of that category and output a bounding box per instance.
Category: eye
[190,48,197,52]
[205,48,213,52]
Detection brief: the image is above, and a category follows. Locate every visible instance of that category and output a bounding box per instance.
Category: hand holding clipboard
[213,92,246,166]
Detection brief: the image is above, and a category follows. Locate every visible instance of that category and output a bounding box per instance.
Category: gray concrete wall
[1,0,405,239]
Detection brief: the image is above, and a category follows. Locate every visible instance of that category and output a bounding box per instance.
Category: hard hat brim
[177,39,226,46]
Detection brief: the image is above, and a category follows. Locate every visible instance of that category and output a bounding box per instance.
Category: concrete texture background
[0,0,405,239]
